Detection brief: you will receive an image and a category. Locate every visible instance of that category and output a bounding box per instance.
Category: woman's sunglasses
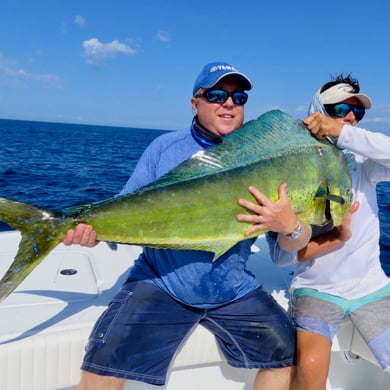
[196,89,248,105]
[324,103,365,121]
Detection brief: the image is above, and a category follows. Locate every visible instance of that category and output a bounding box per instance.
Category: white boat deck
[0,230,389,390]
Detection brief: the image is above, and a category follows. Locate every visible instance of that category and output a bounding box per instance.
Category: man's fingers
[237,198,259,214]
[63,229,75,246]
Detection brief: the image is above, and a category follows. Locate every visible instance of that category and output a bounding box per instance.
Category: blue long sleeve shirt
[119,127,259,308]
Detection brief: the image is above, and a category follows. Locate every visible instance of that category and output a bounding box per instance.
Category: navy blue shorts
[81,279,295,385]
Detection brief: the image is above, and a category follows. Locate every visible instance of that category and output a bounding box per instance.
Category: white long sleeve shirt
[268,125,390,299]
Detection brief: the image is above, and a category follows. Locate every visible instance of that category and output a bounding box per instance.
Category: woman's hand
[333,201,360,242]
[303,112,343,139]
[297,201,360,261]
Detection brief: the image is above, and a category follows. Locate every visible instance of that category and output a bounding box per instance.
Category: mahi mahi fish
[0,110,352,302]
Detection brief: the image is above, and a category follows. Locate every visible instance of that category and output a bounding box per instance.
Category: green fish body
[0,110,352,301]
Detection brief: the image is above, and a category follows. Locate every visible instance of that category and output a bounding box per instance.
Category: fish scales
[0,110,352,301]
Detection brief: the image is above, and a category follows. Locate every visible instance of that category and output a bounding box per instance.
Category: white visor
[320,83,372,108]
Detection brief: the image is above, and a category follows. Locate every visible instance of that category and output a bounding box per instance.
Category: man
[64,62,298,390]
[238,74,390,390]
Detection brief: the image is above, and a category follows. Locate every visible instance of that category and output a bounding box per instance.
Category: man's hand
[63,223,98,247]
[237,183,299,236]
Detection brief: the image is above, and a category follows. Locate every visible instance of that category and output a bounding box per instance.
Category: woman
[238,74,390,390]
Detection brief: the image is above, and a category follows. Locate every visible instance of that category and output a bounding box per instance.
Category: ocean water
[0,118,389,274]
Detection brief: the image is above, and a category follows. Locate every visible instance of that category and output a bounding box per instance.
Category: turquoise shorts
[291,284,390,371]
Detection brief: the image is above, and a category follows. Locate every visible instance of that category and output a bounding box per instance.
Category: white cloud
[82,38,136,66]
[0,54,62,89]
[156,30,171,42]
[74,15,85,27]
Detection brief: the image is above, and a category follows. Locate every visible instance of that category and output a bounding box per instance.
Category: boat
[1,229,389,390]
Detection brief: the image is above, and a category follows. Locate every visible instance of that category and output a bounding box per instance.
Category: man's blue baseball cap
[193,62,253,96]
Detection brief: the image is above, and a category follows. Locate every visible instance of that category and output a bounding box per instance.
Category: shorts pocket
[89,288,134,344]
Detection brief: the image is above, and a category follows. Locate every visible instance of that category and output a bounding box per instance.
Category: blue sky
[1,1,390,134]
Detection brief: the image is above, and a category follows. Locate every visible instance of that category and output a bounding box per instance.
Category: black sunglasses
[324,103,365,121]
[196,89,248,105]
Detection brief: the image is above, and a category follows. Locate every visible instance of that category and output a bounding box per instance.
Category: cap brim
[203,72,252,91]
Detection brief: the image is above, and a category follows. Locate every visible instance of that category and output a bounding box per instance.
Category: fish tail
[0,197,73,302]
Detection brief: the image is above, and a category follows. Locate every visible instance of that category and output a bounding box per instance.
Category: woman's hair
[320,73,360,94]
